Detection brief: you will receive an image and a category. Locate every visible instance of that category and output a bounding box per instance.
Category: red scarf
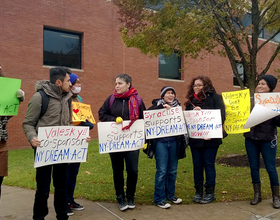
[114,87,140,130]
[194,93,201,101]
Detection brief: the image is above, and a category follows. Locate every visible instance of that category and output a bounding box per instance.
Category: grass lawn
[4,133,280,204]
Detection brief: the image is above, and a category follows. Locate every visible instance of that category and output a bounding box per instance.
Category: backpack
[38,89,72,118]
[108,94,142,109]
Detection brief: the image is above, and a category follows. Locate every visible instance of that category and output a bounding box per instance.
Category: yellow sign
[72,102,96,124]
[222,89,250,134]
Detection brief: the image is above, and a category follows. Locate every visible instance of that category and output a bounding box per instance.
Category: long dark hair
[184,75,216,107]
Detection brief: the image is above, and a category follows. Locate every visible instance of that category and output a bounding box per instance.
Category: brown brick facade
[1,0,280,149]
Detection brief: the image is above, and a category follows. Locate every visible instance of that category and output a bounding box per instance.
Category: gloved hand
[17,89,25,101]
[142,143,147,150]
[116,117,123,124]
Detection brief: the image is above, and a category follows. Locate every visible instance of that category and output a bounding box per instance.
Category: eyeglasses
[193,84,204,88]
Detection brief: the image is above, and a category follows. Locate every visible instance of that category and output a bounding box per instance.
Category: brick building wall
[1,0,280,150]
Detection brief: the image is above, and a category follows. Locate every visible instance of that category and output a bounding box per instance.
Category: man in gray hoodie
[23,67,72,220]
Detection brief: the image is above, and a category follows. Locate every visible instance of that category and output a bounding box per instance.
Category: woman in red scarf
[185,76,225,204]
[98,74,146,211]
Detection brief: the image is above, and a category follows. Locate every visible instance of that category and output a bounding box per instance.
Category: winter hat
[69,72,79,85]
[260,75,278,91]
[160,86,176,98]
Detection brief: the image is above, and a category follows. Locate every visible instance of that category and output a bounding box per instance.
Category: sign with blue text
[35,126,89,168]
[98,119,145,154]
[183,109,223,139]
[144,106,187,139]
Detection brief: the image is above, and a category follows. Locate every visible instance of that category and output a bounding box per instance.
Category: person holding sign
[98,74,146,211]
[147,86,186,209]
[244,75,280,209]
[0,64,25,201]
[65,72,93,216]
[22,67,91,220]
[185,75,225,204]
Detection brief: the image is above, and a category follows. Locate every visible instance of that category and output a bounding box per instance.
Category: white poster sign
[254,93,280,112]
[98,119,145,154]
[35,126,89,168]
[183,109,223,139]
[143,106,187,139]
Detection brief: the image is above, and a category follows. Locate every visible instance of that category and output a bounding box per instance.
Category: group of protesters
[1,64,280,220]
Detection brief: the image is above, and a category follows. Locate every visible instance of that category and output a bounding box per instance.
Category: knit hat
[69,73,79,85]
[160,86,176,98]
[260,75,278,91]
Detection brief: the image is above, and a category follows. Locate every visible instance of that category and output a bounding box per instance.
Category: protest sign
[183,109,223,139]
[98,119,145,154]
[35,126,89,168]
[222,89,250,134]
[244,104,280,129]
[72,102,96,124]
[0,77,21,116]
[143,106,187,139]
[254,92,280,112]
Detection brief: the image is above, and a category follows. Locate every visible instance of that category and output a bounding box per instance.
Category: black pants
[0,176,3,200]
[33,164,68,220]
[109,150,139,199]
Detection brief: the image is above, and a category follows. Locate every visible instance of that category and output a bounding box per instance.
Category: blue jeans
[154,140,178,204]
[66,163,80,203]
[245,138,279,186]
[190,146,219,186]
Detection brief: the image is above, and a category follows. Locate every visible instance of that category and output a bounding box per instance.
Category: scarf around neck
[114,87,140,130]
[157,98,180,107]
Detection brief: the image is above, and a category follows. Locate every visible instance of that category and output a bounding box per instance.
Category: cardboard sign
[98,119,145,154]
[254,92,280,112]
[0,77,21,116]
[35,126,89,168]
[222,89,250,134]
[72,102,96,124]
[183,109,223,139]
[143,106,187,139]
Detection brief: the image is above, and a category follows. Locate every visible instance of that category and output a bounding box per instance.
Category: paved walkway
[1,185,280,220]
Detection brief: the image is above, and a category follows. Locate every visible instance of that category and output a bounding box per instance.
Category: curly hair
[184,75,216,107]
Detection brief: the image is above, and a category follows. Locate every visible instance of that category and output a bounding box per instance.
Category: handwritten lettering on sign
[254,93,280,112]
[98,119,145,154]
[143,106,187,140]
[0,77,21,116]
[183,110,223,139]
[35,126,89,168]
[222,89,250,134]
[72,102,96,124]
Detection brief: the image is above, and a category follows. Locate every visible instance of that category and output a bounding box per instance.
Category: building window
[233,62,245,86]
[159,52,181,80]
[43,27,82,69]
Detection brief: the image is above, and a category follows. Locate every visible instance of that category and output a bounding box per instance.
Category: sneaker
[169,196,182,204]
[67,205,74,216]
[127,198,136,209]
[157,201,171,209]
[117,196,128,211]
[70,200,84,211]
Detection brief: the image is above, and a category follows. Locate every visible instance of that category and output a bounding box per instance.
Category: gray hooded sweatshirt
[22,80,72,142]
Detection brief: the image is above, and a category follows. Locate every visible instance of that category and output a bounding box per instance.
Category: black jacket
[98,95,146,122]
[185,91,225,148]
[244,97,280,141]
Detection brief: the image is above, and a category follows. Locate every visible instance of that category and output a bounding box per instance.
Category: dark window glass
[233,62,245,86]
[159,53,181,80]
[43,27,82,69]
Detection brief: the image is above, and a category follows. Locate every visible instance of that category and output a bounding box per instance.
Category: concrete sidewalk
[1,186,280,220]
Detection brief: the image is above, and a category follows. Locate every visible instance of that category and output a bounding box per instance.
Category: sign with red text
[254,93,280,112]
[143,106,187,139]
[35,126,89,168]
[98,119,145,154]
[183,109,223,139]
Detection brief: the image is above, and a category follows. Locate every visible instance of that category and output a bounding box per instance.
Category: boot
[250,183,262,205]
[193,183,203,203]
[272,186,280,209]
[200,184,216,204]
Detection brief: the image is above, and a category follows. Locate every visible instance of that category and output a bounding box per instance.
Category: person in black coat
[185,75,225,204]
[244,75,280,209]
[98,74,146,211]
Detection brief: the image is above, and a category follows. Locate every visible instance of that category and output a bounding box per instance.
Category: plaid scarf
[114,87,140,130]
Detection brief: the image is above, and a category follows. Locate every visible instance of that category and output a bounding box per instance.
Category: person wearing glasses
[184,75,225,204]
